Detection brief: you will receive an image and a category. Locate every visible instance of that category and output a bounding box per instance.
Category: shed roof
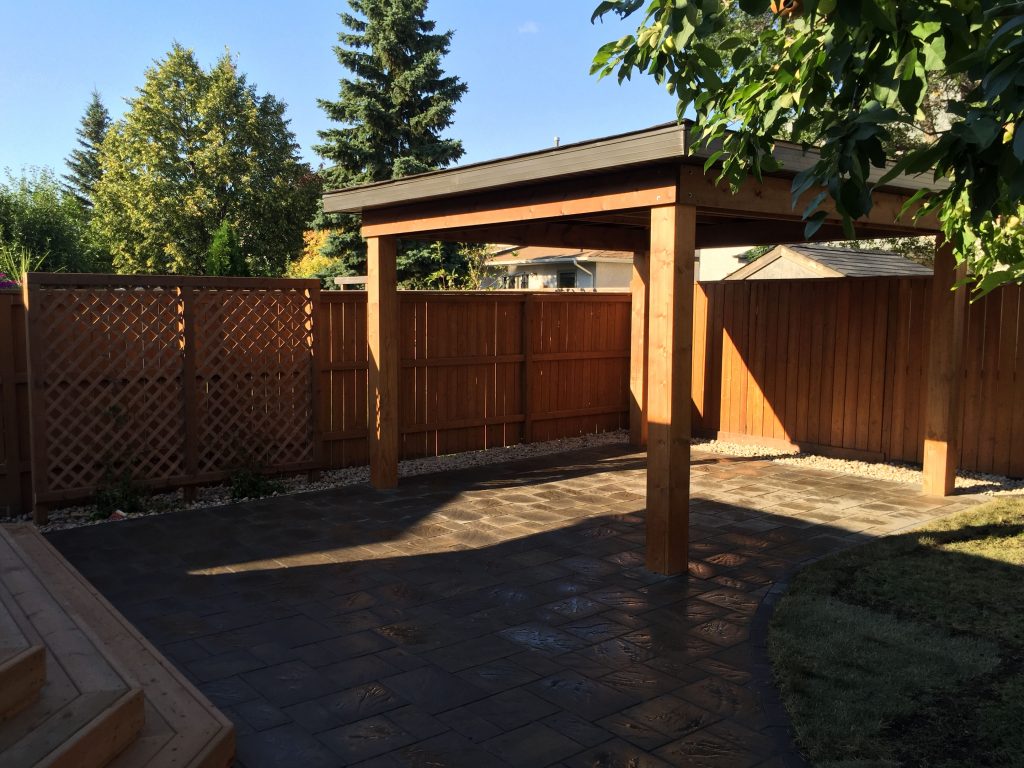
[726,244,932,280]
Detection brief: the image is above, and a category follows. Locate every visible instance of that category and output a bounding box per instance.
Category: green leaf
[1013,126,1024,163]
[804,210,828,238]
[921,36,947,71]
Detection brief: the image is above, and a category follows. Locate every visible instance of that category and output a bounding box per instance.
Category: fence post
[521,294,533,443]
[309,282,323,481]
[0,295,23,516]
[22,276,50,524]
[181,287,199,503]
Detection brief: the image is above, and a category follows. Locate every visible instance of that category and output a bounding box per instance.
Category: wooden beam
[693,218,920,249]
[646,204,696,575]
[362,167,677,238]
[680,166,940,234]
[367,236,399,489]
[922,238,967,496]
[630,251,649,447]
[406,221,649,252]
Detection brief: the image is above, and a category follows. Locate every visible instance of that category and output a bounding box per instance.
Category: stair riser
[41,689,145,768]
[0,646,45,723]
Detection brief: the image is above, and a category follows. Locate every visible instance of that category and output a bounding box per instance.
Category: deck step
[0,645,46,722]
[4,688,145,768]
[1,525,234,768]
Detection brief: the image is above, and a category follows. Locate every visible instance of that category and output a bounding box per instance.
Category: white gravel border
[6,431,1021,533]
[6,430,631,533]
[692,438,1024,496]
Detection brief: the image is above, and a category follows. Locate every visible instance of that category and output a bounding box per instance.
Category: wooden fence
[692,278,1024,477]
[0,293,29,516]
[2,275,1022,515]
[318,291,631,468]
[20,274,320,513]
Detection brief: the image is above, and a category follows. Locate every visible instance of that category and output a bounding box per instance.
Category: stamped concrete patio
[48,444,980,768]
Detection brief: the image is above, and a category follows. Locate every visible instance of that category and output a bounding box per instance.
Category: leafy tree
[314,0,472,286]
[0,168,99,273]
[91,44,319,276]
[592,0,1024,293]
[62,90,111,209]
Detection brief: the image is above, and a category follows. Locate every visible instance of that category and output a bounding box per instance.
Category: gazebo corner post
[366,235,399,489]
[645,204,696,575]
[630,250,650,448]
[922,236,968,496]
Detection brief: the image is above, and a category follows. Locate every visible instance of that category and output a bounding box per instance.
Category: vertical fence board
[6,277,1024,517]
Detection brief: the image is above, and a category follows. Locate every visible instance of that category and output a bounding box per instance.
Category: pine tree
[314,0,470,283]
[63,91,110,209]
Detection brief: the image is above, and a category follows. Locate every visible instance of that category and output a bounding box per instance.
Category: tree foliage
[205,219,247,276]
[0,168,100,273]
[91,44,319,276]
[62,91,111,210]
[592,0,1024,293]
[314,0,473,286]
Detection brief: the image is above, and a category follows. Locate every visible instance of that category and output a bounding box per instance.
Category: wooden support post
[922,238,968,496]
[367,236,399,489]
[630,251,649,447]
[646,205,696,575]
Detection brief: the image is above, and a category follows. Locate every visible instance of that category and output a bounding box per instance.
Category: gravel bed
[693,438,1024,496]
[6,430,631,533]
[6,431,1021,533]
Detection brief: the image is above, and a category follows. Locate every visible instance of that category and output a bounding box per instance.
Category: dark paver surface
[48,444,979,767]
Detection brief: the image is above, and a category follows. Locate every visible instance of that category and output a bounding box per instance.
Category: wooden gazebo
[323,122,962,575]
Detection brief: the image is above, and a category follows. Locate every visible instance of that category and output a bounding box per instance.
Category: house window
[513,273,529,289]
[557,270,576,289]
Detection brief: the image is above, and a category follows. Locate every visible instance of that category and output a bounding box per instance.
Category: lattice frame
[24,274,319,507]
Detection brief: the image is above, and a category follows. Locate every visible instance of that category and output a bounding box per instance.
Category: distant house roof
[725,244,932,280]
[485,246,632,268]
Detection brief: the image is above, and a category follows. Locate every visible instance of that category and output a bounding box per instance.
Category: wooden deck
[0,524,234,768]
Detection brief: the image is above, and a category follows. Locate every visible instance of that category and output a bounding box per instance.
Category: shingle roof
[786,245,932,277]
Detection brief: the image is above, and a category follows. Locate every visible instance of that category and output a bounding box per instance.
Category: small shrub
[93,468,145,518]
[228,460,283,501]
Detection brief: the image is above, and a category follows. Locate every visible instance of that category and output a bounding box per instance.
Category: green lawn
[769,497,1024,768]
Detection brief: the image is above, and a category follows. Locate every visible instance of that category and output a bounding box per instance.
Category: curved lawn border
[766,498,1024,767]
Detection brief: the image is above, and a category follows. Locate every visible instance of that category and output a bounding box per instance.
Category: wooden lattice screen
[24,274,319,511]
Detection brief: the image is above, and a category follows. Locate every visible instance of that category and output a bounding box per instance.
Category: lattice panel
[32,287,186,494]
[191,288,315,474]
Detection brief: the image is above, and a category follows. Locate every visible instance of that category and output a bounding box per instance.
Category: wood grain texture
[367,237,400,488]
[630,251,650,447]
[646,204,695,575]
[922,240,968,496]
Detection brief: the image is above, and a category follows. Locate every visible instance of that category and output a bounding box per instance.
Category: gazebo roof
[321,122,939,251]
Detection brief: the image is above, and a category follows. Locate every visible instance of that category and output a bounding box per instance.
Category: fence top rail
[25,272,320,291]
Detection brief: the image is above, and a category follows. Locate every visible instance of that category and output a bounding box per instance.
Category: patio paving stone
[46,443,984,766]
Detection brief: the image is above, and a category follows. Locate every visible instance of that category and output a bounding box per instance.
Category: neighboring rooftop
[486,246,632,266]
[726,244,932,280]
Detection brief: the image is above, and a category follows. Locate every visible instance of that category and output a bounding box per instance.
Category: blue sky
[0,1,678,176]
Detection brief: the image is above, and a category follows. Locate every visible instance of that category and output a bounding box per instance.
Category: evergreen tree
[91,45,319,276]
[205,219,247,276]
[62,90,111,209]
[314,0,471,284]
